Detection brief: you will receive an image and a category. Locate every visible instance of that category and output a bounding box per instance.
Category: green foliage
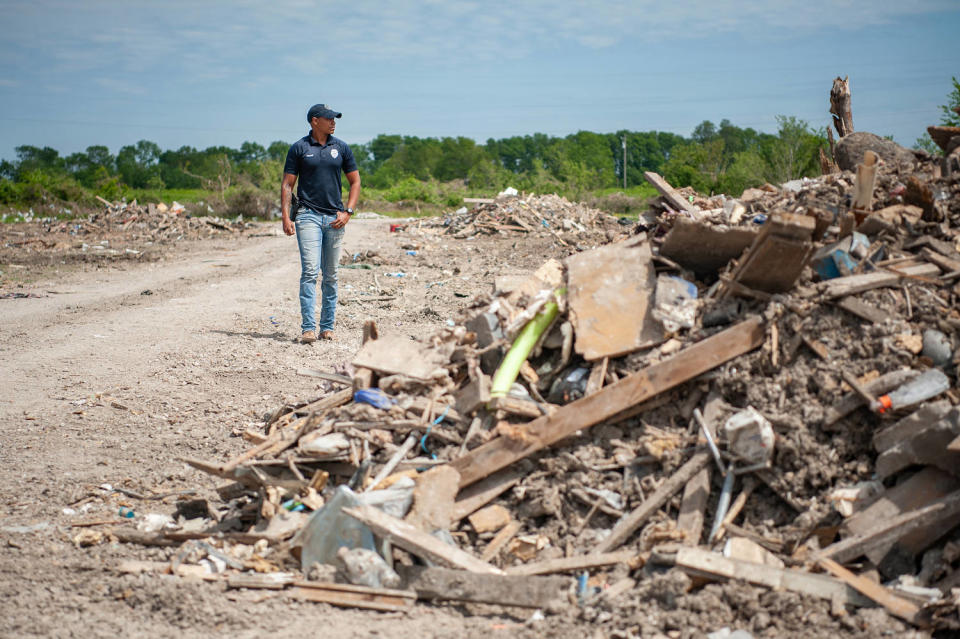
[914,132,940,154]
[915,76,960,151]
[0,116,831,214]
[384,176,438,203]
[940,76,960,127]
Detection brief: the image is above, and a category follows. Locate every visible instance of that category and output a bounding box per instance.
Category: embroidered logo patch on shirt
[306,154,314,157]
[330,149,339,159]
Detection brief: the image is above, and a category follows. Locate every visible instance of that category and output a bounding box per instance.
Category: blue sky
[1,0,957,160]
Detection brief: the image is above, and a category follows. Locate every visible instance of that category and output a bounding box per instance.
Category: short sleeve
[340,143,358,173]
[283,143,299,175]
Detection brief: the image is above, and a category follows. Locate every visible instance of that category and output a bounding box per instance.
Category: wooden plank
[289,582,415,612]
[644,171,698,214]
[818,489,960,564]
[736,236,815,294]
[674,547,871,607]
[398,565,570,610]
[595,451,711,553]
[464,197,495,204]
[565,237,661,361]
[921,246,960,273]
[227,572,296,590]
[874,401,952,453]
[452,318,765,488]
[843,466,960,566]
[481,520,521,562]
[677,394,724,544]
[342,504,504,575]
[817,558,922,626]
[505,550,637,576]
[820,263,940,298]
[451,465,525,522]
[833,297,889,324]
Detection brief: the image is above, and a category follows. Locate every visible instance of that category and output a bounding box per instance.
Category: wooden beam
[398,566,570,610]
[595,451,711,553]
[674,547,870,607]
[505,550,637,576]
[481,520,521,562]
[289,581,416,612]
[452,318,765,488]
[833,297,889,324]
[817,558,922,626]
[677,394,723,544]
[820,263,940,299]
[342,504,504,575]
[451,465,525,522]
[644,171,698,214]
[816,489,960,564]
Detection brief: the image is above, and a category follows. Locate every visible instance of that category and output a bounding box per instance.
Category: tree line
[0,117,829,210]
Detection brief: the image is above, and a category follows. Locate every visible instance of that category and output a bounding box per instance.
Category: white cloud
[0,1,955,80]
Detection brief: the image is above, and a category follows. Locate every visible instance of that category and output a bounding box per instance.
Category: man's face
[311,116,336,135]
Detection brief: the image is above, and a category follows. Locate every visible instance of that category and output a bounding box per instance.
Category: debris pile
[0,197,249,266]
[431,192,622,243]
[83,197,250,242]
[80,138,960,636]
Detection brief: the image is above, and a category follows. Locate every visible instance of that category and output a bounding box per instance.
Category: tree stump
[830,76,854,138]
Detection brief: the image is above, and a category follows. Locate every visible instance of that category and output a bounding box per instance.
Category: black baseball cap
[307,104,342,121]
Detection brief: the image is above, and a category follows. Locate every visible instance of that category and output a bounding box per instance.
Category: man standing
[281,104,361,344]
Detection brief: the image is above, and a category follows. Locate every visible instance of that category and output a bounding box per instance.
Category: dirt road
[0,219,558,637]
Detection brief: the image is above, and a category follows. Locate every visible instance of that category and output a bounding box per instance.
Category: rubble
[59,120,960,636]
[0,197,250,269]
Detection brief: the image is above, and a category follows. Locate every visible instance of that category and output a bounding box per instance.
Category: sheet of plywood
[565,237,662,361]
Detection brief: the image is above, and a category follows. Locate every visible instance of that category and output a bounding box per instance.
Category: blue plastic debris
[752,214,767,225]
[811,232,873,280]
[385,272,406,278]
[269,315,280,326]
[406,250,418,256]
[353,388,396,409]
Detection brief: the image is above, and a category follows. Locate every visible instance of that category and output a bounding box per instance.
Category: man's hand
[331,210,350,229]
[282,216,295,236]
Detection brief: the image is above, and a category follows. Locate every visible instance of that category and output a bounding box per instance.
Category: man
[281,104,361,344]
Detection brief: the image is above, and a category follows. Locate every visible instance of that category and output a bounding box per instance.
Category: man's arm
[333,170,361,229]
[280,172,297,236]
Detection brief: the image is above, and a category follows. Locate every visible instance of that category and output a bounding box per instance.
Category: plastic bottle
[871,369,951,414]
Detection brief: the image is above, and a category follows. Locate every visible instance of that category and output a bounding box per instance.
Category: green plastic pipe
[490,297,560,399]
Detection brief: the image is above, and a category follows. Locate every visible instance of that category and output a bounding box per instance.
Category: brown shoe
[320,330,334,341]
[301,330,316,344]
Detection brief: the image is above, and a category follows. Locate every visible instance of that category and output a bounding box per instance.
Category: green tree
[915,76,960,152]
[117,140,163,188]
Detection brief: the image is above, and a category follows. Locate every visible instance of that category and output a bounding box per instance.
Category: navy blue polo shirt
[284,132,358,214]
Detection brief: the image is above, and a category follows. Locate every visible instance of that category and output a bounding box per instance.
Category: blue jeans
[295,207,345,333]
